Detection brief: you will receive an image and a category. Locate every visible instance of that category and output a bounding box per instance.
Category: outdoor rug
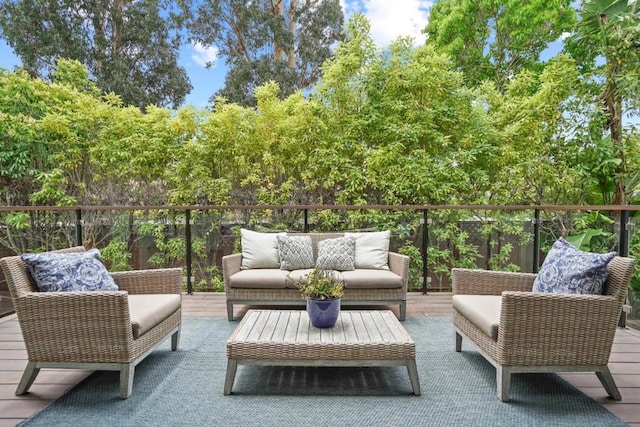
[20,316,627,427]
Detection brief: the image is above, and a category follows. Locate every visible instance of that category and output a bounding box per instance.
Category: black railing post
[422,209,429,294]
[304,209,309,232]
[619,209,631,328]
[75,209,83,246]
[185,209,193,295]
[533,209,541,273]
[619,209,630,257]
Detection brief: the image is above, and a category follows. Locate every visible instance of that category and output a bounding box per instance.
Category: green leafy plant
[294,268,344,300]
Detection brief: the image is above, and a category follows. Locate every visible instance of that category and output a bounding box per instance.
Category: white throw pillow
[240,229,285,269]
[345,231,390,270]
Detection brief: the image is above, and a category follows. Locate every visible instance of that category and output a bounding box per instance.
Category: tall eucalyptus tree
[179,0,343,106]
[0,0,191,108]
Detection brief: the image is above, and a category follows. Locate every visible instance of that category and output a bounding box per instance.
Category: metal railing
[1,204,638,324]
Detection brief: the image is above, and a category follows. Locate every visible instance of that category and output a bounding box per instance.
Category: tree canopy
[179,0,343,106]
[0,0,192,109]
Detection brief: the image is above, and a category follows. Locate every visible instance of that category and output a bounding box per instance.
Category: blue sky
[0,1,435,108]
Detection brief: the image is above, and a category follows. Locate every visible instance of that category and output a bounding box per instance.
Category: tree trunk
[287,0,298,69]
[272,0,284,62]
[606,57,626,206]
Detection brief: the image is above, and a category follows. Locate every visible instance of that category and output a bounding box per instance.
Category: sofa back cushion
[345,231,390,270]
[240,228,285,269]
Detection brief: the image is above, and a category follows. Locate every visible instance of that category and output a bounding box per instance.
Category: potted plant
[295,268,344,328]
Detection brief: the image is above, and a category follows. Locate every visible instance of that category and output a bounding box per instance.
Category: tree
[313,14,499,206]
[425,0,575,91]
[0,0,192,109]
[567,0,640,206]
[180,0,343,106]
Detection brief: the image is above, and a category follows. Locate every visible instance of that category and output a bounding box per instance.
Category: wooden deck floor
[1,292,640,426]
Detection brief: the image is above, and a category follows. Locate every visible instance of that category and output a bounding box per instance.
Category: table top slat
[234,311,259,341]
[283,311,301,342]
[340,312,359,343]
[272,311,290,341]
[308,317,322,342]
[351,312,371,344]
[331,316,347,342]
[381,311,410,342]
[362,311,384,342]
[296,311,311,343]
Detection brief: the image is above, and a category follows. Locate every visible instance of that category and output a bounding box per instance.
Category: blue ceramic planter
[306,297,341,328]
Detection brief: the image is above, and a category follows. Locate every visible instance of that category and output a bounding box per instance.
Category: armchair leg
[596,366,622,400]
[120,363,135,399]
[496,366,511,402]
[455,332,462,352]
[171,329,181,351]
[227,302,234,321]
[16,361,40,395]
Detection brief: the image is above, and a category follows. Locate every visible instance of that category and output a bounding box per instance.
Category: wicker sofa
[222,231,410,321]
[0,246,182,399]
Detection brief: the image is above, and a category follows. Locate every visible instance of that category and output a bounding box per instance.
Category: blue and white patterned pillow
[21,249,118,292]
[532,238,616,295]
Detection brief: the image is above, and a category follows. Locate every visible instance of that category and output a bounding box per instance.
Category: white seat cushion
[128,294,181,339]
[341,269,402,289]
[452,295,502,340]
[229,269,290,289]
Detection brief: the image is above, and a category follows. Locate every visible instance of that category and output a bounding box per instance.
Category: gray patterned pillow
[316,236,356,271]
[277,235,314,270]
[532,237,616,295]
[21,249,119,292]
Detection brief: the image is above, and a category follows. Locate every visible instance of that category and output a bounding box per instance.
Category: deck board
[1,292,640,425]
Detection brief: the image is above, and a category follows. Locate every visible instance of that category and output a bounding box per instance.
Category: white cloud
[191,42,219,68]
[341,0,433,47]
[560,31,572,41]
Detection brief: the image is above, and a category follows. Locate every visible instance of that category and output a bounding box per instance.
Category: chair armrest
[222,253,242,291]
[452,268,536,295]
[14,291,135,361]
[498,291,621,363]
[389,252,410,293]
[110,268,183,295]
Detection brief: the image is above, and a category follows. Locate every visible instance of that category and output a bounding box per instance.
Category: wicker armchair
[452,256,635,402]
[0,246,183,399]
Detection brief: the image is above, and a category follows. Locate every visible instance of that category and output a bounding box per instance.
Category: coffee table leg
[407,359,421,395]
[224,359,238,395]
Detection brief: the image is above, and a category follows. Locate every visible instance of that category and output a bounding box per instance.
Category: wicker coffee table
[224,309,420,395]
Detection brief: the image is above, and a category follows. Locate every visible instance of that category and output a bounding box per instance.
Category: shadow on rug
[19,316,627,427]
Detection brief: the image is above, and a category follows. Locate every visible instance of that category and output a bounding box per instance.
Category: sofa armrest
[388,252,410,293]
[14,291,135,361]
[498,291,621,363]
[452,268,536,295]
[222,253,242,291]
[110,268,183,295]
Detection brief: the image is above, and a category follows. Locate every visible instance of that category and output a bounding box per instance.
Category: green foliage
[294,268,344,300]
[567,0,640,205]
[0,0,191,108]
[398,243,424,291]
[100,239,133,272]
[313,14,498,207]
[181,0,343,106]
[1,9,640,295]
[426,0,575,90]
